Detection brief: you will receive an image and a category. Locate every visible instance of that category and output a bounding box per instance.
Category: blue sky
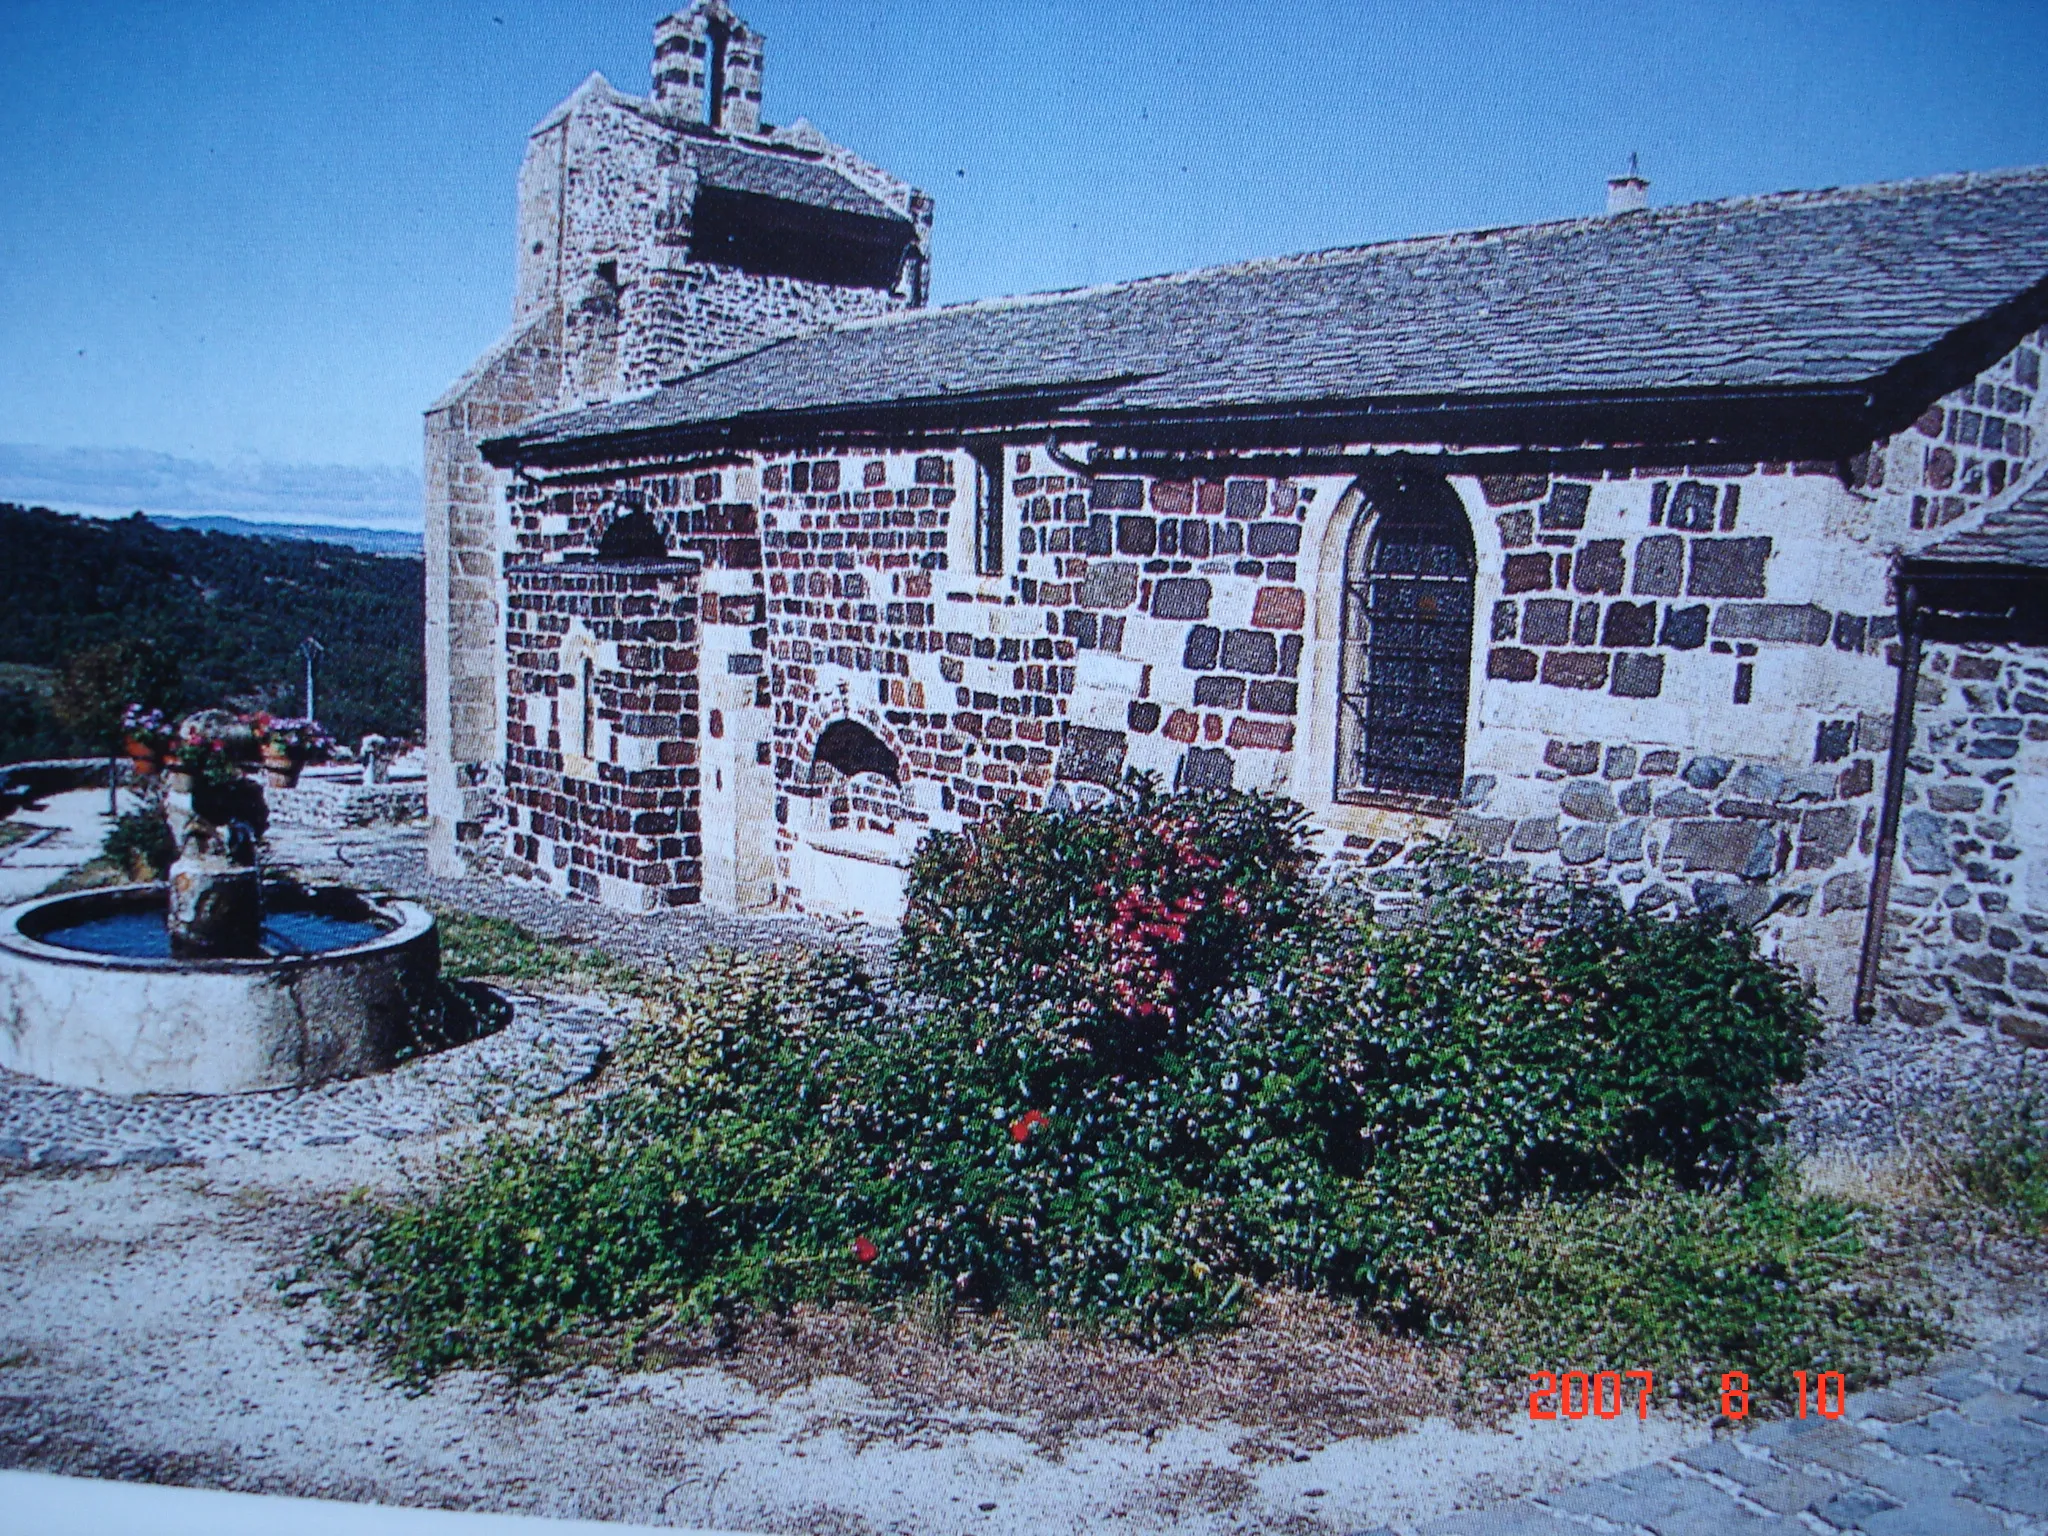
[4,0,2048,492]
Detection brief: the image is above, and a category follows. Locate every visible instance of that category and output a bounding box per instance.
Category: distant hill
[0,504,424,763]
[0,443,421,531]
[141,514,422,556]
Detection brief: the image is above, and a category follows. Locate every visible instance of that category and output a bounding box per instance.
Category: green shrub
[317,950,878,1381]
[314,801,1844,1382]
[433,909,645,995]
[102,809,175,880]
[1947,1088,2048,1235]
[1421,1167,1945,1412]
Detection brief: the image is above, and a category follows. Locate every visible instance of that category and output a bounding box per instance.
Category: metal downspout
[1854,579,1924,1024]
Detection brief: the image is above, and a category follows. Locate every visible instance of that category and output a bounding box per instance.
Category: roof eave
[1866,270,2048,436]
[483,380,1883,472]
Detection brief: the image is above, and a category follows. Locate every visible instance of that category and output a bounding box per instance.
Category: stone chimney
[653,1,765,135]
[1607,153,1649,215]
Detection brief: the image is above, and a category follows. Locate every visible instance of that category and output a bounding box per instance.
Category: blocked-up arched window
[1337,475,1475,802]
[597,511,668,561]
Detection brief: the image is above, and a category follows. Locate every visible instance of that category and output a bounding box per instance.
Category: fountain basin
[0,883,436,1095]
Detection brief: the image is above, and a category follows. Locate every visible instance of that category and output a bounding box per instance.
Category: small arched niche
[597,510,669,561]
[812,718,900,783]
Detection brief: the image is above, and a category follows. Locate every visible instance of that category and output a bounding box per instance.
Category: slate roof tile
[498,164,2048,454]
[692,140,901,223]
[1917,470,2048,572]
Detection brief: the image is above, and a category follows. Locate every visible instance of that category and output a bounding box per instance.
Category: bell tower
[653,1,764,135]
[424,4,931,881]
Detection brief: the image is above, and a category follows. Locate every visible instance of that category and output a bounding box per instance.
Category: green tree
[51,640,182,808]
[51,640,182,751]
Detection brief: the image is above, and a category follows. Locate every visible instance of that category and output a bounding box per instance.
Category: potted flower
[249,714,334,788]
[165,732,247,793]
[121,705,175,777]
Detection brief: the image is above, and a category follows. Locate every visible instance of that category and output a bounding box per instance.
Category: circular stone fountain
[0,712,438,1095]
[0,881,435,1095]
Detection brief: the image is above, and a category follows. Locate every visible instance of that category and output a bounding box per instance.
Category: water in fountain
[34,899,390,959]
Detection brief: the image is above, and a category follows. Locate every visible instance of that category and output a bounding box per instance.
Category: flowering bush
[900,780,1314,1065]
[249,713,335,760]
[311,799,1836,1382]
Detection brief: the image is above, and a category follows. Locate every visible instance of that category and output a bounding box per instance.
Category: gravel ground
[0,1136,1707,1536]
[265,812,895,979]
[1783,1008,2047,1157]
[0,992,622,1171]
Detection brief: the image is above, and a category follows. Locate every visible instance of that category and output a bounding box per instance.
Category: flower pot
[124,738,164,777]
[261,745,303,789]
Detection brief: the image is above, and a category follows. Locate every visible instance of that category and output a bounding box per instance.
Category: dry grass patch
[596,1289,1461,1456]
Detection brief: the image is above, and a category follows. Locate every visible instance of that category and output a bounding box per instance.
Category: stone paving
[0,785,136,905]
[1392,1336,2048,1536]
[0,991,626,1170]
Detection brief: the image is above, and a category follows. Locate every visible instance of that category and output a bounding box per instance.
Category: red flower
[852,1236,878,1264]
[1010,1109,1050,1143]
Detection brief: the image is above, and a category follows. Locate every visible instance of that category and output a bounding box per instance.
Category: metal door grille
[1338,494,1475,801]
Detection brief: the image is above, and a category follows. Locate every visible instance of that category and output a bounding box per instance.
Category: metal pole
[298,637,324,720]
[1854,581,1922,1024]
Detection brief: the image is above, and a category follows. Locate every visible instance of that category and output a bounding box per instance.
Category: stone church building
[426,0,2048,1037]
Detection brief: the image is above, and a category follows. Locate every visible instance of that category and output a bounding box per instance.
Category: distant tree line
[0,504,423,763]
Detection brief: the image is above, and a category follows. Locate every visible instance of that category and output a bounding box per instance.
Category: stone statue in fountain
[163,710,270,958]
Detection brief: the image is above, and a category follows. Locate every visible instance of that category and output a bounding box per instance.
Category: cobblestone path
[0,992,627,1170]
[1395,1336,2048,1535]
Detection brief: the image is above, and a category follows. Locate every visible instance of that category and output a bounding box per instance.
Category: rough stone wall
[501,555,705,909]
[486,408,2035,1035]
[621,264,905,391]
[524,84,927,397]
[1879,642,2048,1046]
[1894,337,2043,532]
[423,308,560,877]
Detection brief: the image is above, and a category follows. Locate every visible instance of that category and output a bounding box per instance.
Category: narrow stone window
[1337,474,1475,801]
[972,448,1005,577]
[579,657,595,760]
[704,18,729,127]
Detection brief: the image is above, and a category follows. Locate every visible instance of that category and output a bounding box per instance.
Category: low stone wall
[266,770,426,830]
[1879,640,2048,1045]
